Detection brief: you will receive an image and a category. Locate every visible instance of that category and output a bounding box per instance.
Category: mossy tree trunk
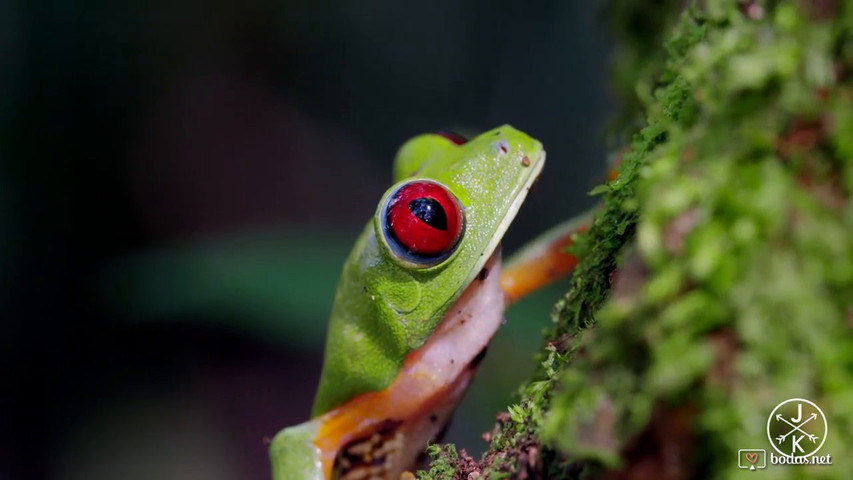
[421,1,852,478]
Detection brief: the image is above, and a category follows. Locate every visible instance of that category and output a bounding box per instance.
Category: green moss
[417,444,459,480]
[545,0,853,478]
[421,0,853,477]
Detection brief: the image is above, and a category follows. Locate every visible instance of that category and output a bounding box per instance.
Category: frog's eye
[436,131,467,145]
[382,180,465,266]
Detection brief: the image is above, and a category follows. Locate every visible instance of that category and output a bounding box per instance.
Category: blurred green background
[1,1,615,479]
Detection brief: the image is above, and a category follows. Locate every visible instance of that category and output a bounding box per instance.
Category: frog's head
[372,124,544,340]
[382,124,544,276]
[312,125,544,417]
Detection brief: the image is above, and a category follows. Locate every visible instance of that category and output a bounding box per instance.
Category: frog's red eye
[382,180,465,266]
[436,131,468,145]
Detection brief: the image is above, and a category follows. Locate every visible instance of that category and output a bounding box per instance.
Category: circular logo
[766,398,827,458]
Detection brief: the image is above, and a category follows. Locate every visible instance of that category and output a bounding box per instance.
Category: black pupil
[408,198,448,230]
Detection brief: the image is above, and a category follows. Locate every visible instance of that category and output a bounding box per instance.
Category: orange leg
[499,210,595,304]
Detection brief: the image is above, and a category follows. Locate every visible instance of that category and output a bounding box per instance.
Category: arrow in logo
[775,413,818,444]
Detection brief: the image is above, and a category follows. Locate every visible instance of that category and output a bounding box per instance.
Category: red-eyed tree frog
[269,126,589,480]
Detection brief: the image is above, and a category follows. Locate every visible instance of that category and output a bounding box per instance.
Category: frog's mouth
[312,248,506,479]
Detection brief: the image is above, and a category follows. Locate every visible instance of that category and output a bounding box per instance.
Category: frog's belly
[322,249,506,480]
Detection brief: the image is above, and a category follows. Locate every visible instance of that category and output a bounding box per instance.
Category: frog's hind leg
[500,208,596,303]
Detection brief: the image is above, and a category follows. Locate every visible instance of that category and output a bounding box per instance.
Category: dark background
[1,1,615,479]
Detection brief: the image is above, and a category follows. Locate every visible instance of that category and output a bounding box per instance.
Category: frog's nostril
[495,139,510,155]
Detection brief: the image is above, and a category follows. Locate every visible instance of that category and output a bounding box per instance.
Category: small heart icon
[745,452,758,464]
